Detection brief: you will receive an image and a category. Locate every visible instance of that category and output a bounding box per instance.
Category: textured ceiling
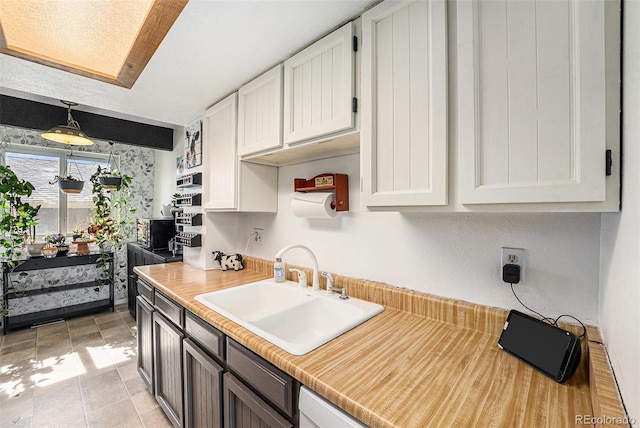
[0,0,376,130]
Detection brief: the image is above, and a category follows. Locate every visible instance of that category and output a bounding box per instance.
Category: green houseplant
[89,166,135,291]
[0,165,41,312]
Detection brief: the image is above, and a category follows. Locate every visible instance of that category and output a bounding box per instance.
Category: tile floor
[0,305,172,428]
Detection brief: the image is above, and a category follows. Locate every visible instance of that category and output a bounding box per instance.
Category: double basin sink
[195,279,384,355]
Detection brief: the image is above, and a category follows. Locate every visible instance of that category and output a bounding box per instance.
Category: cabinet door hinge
[353,35,358,52]
[605,149,612,176]
[352,97,358,113]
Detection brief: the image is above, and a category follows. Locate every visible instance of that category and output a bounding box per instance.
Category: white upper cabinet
[361,0,448,207]
[203,93,277,212]
[283,22,355,145]
[237,65,283,156]
[203,93,238,210]
[457,0,612,204]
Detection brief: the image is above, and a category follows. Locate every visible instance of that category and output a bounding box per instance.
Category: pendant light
[41,100,94,146]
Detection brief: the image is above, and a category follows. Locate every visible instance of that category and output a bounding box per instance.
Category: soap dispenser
[274,258,285,283]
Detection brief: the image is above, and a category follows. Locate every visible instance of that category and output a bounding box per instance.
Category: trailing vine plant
[0,165,41,313]
[89,166,135,292]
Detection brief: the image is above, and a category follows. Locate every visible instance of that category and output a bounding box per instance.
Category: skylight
[0,0,188,88]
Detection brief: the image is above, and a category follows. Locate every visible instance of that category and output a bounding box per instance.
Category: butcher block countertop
[134,258,627,428]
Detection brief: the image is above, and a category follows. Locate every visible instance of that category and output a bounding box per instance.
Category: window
[4,145,116,237]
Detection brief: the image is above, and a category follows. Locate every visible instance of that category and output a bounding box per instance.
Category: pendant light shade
[41,101,94,146]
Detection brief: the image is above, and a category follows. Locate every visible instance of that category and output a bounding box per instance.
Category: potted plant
[0,166,41,262]
[0,166,41,313]
[97,168,123,190]
[170,192,183,216]
[90,166,135,291]
[50,175,84,194]
[44,232,69,256]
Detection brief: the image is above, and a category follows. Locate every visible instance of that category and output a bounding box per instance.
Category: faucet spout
[275,244,320,290]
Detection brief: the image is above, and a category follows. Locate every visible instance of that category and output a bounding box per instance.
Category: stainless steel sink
[195,280,384,355]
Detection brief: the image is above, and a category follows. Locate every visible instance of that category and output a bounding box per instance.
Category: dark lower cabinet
[154,311,184,428]
[136,296,154,393]
[136,281,300,428]
[223,373,292,428]
[183,338,224,428]
[128,242,182,317]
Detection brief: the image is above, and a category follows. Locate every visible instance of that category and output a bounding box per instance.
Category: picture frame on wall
[185,119,202,168]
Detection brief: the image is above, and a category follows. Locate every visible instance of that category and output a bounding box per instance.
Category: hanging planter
[97,141,122,190]
[98,174,122,190]
[50,175,84,194]
[51,151,85,194]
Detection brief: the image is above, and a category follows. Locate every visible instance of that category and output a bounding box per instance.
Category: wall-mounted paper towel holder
[293,173,349,212]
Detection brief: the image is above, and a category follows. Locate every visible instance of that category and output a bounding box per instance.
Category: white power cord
[242,231,259,255]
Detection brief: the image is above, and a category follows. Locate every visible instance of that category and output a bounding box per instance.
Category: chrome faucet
[275,244,320,290]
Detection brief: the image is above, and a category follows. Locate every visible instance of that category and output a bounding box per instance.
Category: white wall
[153,125,185,217]
[239,153,602,324]
[599,1,640,420]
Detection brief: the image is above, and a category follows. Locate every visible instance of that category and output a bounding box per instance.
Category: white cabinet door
[457,0,608,204]
[237,64,283,156]
[361,0,448,207]
[283,22,355,145]
[203,93,238,210]
[203,93,278,212]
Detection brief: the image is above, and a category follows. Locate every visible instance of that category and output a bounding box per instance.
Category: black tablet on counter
[498,310,581,383]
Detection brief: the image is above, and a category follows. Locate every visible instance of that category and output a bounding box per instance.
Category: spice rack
[175,232,202,247]
[175,213,202,227]
[175,193,202,207]
[176,172,202,188]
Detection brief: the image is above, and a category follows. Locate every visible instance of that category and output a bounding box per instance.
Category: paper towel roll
[290,192,337,218]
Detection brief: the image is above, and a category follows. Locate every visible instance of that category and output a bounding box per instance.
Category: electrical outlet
[253,228,263,246]
[501,247,524,282]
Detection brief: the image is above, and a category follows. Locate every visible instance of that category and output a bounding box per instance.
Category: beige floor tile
[80,369,129,412]
[36,329,70,346]
[139,407,173,428]
[85,398,140,428]
[0,338,36,356]
[0,392,33,427]
[130,389,158,415]
[0,346,36,366]
[73,349,115,380]
[95,318,126,331]
[72,332,106,350]
[36,340,73,360]
[124,375,148,397]
[69,322,100,338]
[66,315,97,329]
[93,312,122,326]
[0,329,37,347]
[31,404,86,428]
[35,322,68,336]
[100,324,133,340]
[117,361,139,382]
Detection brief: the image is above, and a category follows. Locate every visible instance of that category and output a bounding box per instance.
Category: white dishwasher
[299,386,368,428]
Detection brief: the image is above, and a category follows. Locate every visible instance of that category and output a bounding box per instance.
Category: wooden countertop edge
[586,331,630,427]
[134,261,627,427]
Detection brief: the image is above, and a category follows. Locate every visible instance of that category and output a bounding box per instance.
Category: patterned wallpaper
[0,125,157,322]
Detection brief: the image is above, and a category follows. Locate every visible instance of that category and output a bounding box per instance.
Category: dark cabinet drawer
[185,312,225,362]
[155,291,184,329]
[226,338,296,418]
[137,279,154,304]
